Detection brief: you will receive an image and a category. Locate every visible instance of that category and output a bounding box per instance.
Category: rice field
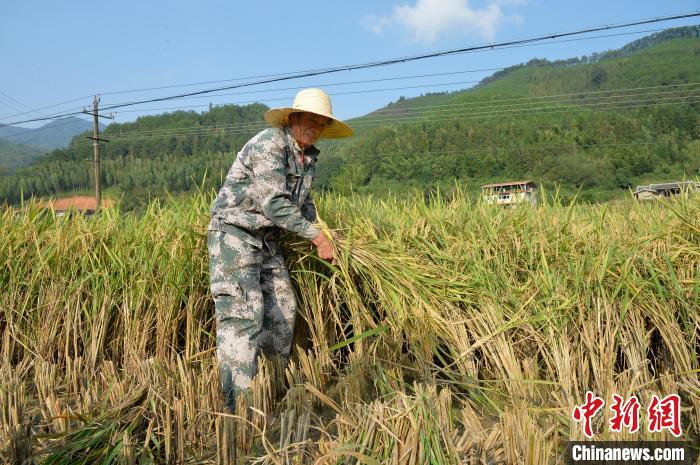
[1,188,698,464]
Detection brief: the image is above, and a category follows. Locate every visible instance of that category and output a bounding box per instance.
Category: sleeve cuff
[300,224,320,241]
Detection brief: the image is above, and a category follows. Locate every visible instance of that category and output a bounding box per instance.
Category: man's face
[289,112,331,148]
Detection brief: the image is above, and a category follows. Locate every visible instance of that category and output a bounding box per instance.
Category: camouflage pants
[207,229,297,412]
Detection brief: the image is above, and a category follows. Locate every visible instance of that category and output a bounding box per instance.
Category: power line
[0,95,93,122]
[3,82,697,160]
[132,97,700,141]
[99,69,507,107]
[105,68,699,115]
[98,48,697,109]
[362,82,700,114]
[52,95,696,152]
[3,13,698,127]
[101,79,482,116]
[4,105,695,182]
[82,82,700,140]
[0,115,94,148]
[0,141,69,155]
[0,96,26,115]
[0,143,46,162]
[51,50,700,122]
[2,35,693,123]
[344,90,700,125]
[5,26,668,117]
[5,80,695,144]
[88,84,700,140]
[91,26,670,97]
[96,16,700,111]
[0,90,48,121]
[19,25,689,115]
[101,77,487,108]
[47,94,698,153]
[0,72,486,122]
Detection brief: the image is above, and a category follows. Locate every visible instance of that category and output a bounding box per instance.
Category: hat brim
[264,108,353,139]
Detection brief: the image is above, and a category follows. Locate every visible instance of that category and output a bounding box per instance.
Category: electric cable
[36,95,696,156]
[98,48,697,108]
[3,39,693,122]
[85,83,700,140]
[2,13,698,127]
[86,86,700,142]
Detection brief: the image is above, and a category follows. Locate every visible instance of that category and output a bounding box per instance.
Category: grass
[0,187,698,463]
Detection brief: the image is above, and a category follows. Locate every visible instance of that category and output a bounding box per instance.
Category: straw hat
[264,88,353,139]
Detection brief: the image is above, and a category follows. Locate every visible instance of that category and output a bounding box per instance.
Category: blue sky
[1,0,698,129]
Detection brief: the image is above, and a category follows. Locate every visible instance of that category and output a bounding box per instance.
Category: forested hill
[315,27,700,201]
[473,25,700,89]
[0,139,43,174]
[0,116,98,148]
[0,117,100,174]
[1,26,699,208]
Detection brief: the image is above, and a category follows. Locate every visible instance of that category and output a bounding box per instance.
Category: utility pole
[92,96,101,210]
[83,95,112,212]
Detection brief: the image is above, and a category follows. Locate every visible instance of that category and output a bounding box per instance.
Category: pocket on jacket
[212,281,252,321]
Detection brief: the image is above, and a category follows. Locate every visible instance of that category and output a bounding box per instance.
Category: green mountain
[0,116,105,174]
[0,138,44,174]
[0,116,100,148]
[1,26,698,208]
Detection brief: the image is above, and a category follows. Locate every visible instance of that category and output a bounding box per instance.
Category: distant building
[633,181,698,201]
[44,196,111,217]
[481,181,537,207]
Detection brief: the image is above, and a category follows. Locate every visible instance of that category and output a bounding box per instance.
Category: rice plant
[0,187,697,463]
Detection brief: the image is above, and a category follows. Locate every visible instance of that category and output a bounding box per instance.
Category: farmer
[207,88,353,412]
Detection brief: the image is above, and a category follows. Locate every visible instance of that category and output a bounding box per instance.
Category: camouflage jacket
[208,126,320,248]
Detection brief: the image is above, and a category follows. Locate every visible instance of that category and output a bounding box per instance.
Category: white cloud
[363,14,393,35]
[365,0,521,44]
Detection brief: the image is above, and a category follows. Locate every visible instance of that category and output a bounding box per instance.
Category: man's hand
[311,231,335,263]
